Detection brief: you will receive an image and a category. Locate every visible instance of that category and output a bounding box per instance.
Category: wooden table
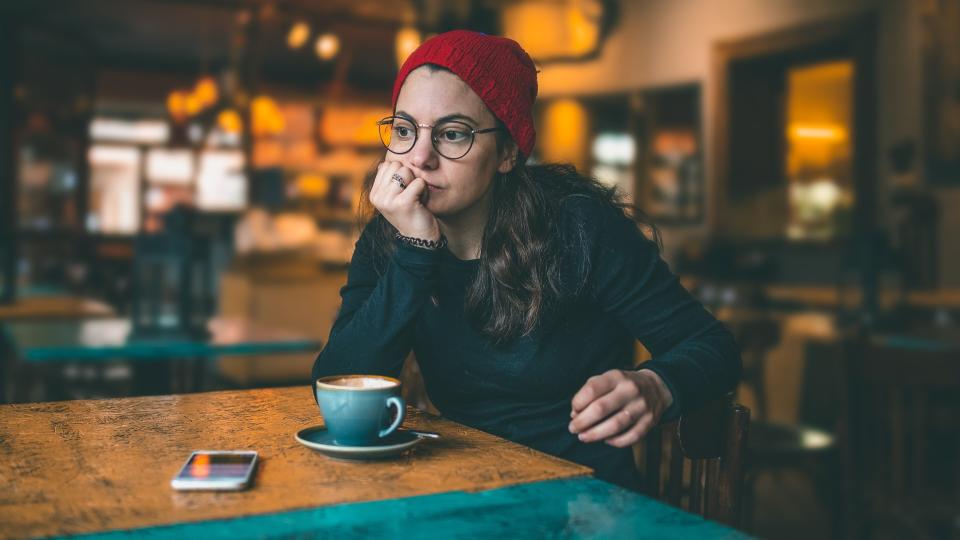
[1,318,322,402]
[0,295,114,320]
[0,387,749,539]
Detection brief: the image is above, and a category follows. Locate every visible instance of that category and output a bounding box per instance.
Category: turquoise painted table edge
[17,339,321,362]
[878,334,956,352]
[0,321,321,363]
[63,477,752,540]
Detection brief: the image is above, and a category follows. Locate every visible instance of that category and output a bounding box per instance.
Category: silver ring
[390,173,406,189]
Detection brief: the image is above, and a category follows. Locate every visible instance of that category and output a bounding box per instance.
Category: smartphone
[170,450,258,491]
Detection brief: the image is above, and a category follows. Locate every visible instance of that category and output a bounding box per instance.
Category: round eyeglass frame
[376,116,503,160]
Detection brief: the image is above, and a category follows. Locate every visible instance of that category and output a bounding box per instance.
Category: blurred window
[87,145,140,234]
[90,118,169,145]
[146,149,193,185]
[196,151,246,211]
[785,60,854,240]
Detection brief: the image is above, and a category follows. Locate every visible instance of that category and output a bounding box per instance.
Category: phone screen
[173,451,257,488]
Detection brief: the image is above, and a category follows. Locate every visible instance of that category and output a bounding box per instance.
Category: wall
[535,0,959,286]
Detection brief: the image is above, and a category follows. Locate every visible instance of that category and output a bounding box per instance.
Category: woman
[312,30,740,489]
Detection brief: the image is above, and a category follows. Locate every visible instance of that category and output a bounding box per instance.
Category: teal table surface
[69,477,750,540]
[873,330,959,352]
[2,317,322,362]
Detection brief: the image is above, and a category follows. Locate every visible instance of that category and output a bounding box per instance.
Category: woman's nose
[406,129,438,170]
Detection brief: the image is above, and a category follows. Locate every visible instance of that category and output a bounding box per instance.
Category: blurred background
[0,1,958,538]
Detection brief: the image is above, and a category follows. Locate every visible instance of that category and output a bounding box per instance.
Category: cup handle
[379,396,405,439]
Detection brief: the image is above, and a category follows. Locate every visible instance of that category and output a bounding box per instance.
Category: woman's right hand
[370,161,441,242]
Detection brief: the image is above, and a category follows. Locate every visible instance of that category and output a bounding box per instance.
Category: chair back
[843,334,960,528]
[131,207,214,336]
[727,315,780,419]
[637,394,750,527]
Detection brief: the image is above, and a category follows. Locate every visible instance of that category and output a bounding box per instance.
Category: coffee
[314,375,406,446]
[323,377,396,389]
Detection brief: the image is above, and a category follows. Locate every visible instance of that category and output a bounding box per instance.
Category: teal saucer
[295,426,421,460]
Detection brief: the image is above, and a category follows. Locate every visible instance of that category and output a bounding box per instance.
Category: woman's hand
[370,161,441,241]
[568,369,674,448]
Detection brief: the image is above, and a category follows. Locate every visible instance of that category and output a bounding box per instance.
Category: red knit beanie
[391,30,538,159]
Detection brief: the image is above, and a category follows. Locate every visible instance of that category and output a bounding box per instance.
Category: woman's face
[388,66,516,219]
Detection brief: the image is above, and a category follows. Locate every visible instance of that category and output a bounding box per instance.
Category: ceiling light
[194,77,219,108]
[395,26,421,68]
[217,109,243,135]
[315,33,340,60]
[166,91,187,122]
[288,21,311,49]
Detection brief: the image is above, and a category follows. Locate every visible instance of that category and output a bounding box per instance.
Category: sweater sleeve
[564,196,742,420]
[311,220,442,382]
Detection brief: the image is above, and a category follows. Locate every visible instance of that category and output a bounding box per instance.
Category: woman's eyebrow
[437,113,478,125]
[394,110,479,126]
[394,110,415,121]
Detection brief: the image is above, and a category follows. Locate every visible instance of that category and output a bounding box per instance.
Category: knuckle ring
[390,173,406,189]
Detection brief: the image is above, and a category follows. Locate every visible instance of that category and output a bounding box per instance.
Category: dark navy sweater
[312,195,741,488]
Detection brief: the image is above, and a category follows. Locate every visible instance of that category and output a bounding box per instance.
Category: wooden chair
[131,214,214,338]
[728,314,842,536]
[728,315,780,419]
[637,394,751,528]
[128,207,216,395]
[843,333,960,539]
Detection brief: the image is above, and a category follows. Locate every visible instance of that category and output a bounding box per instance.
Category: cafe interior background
[1,0,958,538]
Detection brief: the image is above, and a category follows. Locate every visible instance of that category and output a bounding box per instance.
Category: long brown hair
[358,158,659,346]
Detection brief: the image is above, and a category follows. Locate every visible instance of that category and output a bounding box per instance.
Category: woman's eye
[393,126,413,138]
[440,129,469,142]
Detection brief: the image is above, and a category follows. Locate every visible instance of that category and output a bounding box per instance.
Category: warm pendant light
[315,33,340,60]
[194,77,219,109]
[166,90,188,122]
[395,26,421,68]
[287,20,311,49]
[217,109,243,134]
[251,95,285,136]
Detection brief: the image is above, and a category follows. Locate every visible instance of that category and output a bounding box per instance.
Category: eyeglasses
[377,116,503,160]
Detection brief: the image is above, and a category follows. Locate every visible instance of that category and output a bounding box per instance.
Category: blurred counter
[764,285,960,311]
[217,254,347,386]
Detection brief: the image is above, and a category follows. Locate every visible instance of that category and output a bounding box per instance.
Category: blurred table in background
[711,306,836,420]
[0,387,747,539]
[0,295,114,320]
[869,326,960,351]
[1,317,321,402]
[718,303,958,424]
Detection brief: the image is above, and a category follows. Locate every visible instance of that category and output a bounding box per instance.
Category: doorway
[713,15,877,246]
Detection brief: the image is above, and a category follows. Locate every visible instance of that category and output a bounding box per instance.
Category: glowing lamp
[166,91,187,122]
[217,109,243,134]
[395,26,421,68]
[287,21,311,49]
[315,33,340,60]
[194,77,219,109]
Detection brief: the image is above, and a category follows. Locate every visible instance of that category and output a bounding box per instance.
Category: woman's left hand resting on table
[569,369,674,447]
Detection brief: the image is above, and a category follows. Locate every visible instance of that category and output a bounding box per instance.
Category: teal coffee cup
[314,375,406,446]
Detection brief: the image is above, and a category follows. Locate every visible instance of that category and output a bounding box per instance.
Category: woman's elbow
[311,345,345,381]
[712,324,743,393]
[725,338,743,393]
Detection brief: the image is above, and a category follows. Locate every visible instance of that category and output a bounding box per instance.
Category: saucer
[295,426,422,460]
